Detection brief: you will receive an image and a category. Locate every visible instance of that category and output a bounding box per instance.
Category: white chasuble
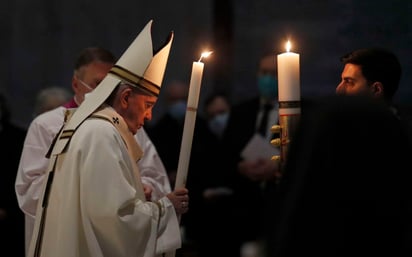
[28,107,180,257]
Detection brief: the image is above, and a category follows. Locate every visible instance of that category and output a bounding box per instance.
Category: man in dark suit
[221,53,281,256]
[265,95,412,257]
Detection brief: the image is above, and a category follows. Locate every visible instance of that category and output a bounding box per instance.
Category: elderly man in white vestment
[15,46,177,254]
[16,47,175,254]
[26,20,188,257]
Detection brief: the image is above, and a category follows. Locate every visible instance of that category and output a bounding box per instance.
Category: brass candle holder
[271,101,301,174]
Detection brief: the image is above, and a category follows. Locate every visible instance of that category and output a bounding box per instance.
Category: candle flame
[286,41,292,52]
[198,51,213,62]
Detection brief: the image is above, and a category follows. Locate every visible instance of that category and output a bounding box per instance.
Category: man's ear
[120,88,132,107]
[72,76,80,93]
[371,82,384,97]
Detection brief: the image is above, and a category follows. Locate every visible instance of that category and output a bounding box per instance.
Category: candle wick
[198,51,213,62]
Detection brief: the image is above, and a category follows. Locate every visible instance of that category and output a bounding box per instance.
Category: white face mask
[208,112,229,137]
[75,77,94,104]
[84,92,93,100]
[77,78,94,91]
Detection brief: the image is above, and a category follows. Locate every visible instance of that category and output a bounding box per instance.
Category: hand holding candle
[174,51,212,189]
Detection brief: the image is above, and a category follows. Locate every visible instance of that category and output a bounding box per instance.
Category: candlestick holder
[271,101,301,174]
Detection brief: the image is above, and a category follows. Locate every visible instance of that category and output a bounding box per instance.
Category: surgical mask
[84,92,92,100]
[208,112,229,137]
[258,75,278,99]
[77,77,94,103]
[168,101,187,121]
[77,77,94,91]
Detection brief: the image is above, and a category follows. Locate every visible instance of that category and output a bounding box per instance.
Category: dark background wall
[1,0,411,128]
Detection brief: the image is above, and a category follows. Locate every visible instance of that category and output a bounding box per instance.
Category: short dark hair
[74,47,116,71]
[204,91,231,109]
[340,48,402,101]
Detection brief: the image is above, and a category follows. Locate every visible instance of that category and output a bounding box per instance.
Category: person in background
[204,91,231,139]
[145,80,215,187]
[145,80,216,256]
[265,95,412,257]
[221,53,281,257]
[336,48,400,105]
[32,86,71,117]
[202,91,232,202]
[336,47,412,140]
[145,80,189,186]
[15,46,173,254]
[0,93,26,257]
[190,90,239,257]
[263,47,412,257]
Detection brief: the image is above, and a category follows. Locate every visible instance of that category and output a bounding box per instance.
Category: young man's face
[336,63,372,96]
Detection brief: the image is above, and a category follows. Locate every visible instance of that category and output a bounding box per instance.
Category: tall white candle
[174,52,212,189]
[277,41,300,102]
[168,54,210,257]
[274,41,301,170]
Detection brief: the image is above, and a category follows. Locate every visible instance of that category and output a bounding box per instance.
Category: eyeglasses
[76,77,94,91]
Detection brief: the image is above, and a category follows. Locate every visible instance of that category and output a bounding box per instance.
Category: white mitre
[52,19,174,155]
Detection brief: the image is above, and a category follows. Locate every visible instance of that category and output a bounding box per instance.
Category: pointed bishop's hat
[52,19,173,155]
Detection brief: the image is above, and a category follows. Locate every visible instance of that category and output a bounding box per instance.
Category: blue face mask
[208,112,229,137]
[168,100,187,121]
[258,75,278,99]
